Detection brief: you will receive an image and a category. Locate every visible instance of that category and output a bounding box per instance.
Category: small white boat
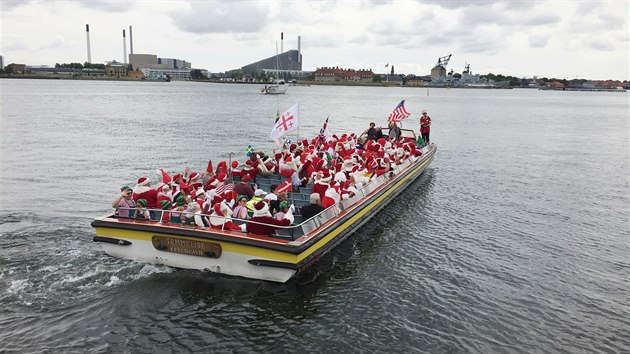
[261,80,287,95]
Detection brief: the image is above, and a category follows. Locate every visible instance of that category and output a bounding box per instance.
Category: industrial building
[129,54,190,71]
[241,49,303,77]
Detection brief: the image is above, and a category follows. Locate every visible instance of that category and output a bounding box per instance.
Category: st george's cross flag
[270,103,299,143]
[387,100,411,122]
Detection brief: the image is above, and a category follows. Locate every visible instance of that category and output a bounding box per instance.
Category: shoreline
[1,75,626,91]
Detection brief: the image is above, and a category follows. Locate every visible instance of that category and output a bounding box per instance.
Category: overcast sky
[1,0,628,79]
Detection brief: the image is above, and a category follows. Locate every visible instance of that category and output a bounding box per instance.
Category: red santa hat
[253,201,271,218]
[159,183,171,192]
[137,177,150,186]
[217,173,227,183]
[320,169,332,183]
[206,160,213,174]
[159,169,172,184]
[188,172,200,182]
[231,160,239,169]
[172,173,183,181]
[216,161,228,175]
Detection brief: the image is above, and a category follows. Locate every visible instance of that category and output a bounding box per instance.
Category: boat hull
[93,144,436,282]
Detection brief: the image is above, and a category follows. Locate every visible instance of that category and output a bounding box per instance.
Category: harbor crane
[435,54,452,68]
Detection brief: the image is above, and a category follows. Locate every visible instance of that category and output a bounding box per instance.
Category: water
[1,79,628,353]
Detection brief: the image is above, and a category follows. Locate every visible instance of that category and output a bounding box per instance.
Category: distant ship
[430,60,509,88]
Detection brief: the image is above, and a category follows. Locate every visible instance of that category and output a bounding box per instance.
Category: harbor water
[0,79,628,353]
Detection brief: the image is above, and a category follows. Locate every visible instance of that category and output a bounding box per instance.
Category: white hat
[254,189,267,197]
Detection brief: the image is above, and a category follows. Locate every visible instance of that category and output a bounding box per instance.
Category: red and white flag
[387,100,411,122]
[270,103,299,143]
[276,180,292,193]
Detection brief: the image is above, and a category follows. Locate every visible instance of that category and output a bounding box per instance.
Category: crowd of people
[113,113,431,236]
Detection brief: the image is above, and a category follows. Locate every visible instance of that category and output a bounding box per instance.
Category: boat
[261,79,287,95]
[260,41,288,95]
[92,130,436,283]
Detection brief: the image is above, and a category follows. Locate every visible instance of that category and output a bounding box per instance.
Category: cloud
[521,13,561,26]
[76,0,136,12]
[170,1,270,34]
[0,0,32,12]
[583,39,616,52]
[40,35,77,50]
[576,1,601,15]
[420,0,502,9]
[528,34,549,48]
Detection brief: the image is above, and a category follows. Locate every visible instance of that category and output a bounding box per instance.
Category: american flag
[387,100,411,122]
[215,182,234,195]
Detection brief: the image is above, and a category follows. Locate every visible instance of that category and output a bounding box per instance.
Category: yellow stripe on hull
[94,227,299,263]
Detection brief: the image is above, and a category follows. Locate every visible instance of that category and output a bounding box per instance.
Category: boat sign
[152,235,222,258]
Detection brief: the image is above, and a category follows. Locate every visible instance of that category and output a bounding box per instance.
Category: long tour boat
[92,129,436,283]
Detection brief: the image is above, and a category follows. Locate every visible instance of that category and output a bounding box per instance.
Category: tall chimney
[297,36,301,63]
[281,32,283,54]
[129,25,133,54]
[122,29,127,64]
[86,24,92,63]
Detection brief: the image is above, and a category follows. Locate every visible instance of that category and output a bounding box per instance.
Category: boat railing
[112,149,429,242]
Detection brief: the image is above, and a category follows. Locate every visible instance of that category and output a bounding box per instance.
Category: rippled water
[1,79,628,352]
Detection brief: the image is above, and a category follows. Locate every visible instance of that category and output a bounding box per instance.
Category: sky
[1,0,628,80]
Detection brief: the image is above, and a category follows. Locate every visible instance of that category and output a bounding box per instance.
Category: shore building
[314,67,375,82]
[105,61,128,77]
[241,49,303,77]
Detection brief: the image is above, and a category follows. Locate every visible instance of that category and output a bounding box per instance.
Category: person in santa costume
[156,183,173,207]
[321,184,341,208]
[230,161,242,178]
[312,169,332,200]
[247,201,292,236]
[188,172,203,191]
[280,154,301,188]
[184,200,207,227]
[208,201,245,231]
[132,177,158,218]
[172,173,189,196]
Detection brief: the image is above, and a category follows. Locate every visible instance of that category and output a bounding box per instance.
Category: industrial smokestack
[281,32,283,54]
[297,36,301,63]
[122,29,127,64]
[129,25,133,54]
[86,24,92,63]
